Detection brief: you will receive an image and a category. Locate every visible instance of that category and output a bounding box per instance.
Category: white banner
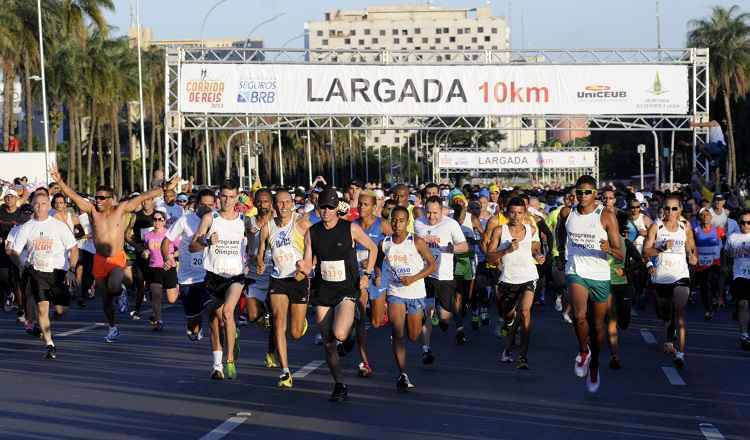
[439,151,596,170]
[179,64,689,116]
[0,152,56,185]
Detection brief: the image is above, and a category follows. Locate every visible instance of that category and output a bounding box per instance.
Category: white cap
[3,188,19,198]
[634,192,645,203]
[374,189,385,199]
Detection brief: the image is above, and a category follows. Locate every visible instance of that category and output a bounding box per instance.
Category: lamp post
[134,0,148,189]
[35,0,50,180]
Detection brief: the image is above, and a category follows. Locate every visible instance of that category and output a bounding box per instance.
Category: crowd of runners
[2,167,749,400]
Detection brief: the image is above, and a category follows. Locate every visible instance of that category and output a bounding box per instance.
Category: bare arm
[302,228,313,274]
[556,206,571,259]
[50,167,92,214]
[351,223,377,274]
[122,176,178,213]
[685,226,698,266]
[410,237,437,282]
[189,213,213,253]
[256,222,270,274]
[602,210,623,261]
[485,225,505,265]
[481,215,499,255]
[642,224,660,258]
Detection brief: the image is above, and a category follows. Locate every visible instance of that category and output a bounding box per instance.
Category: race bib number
[699,255,714,266]
[191,255,203,267]
[274,249,297,268]
[321,260,346,282]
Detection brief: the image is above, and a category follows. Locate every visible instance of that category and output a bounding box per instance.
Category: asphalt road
[0,293,748,440]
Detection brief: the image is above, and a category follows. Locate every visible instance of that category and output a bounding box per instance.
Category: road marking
[293,360,325,379]
[199,415,250,440]
[57,323,105,337]
[661,366,686,386]
[699,423,725,440]
[640,329,656,344]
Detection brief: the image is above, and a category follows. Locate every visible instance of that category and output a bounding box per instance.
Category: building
[304,5,545,156]
[127,26,262,50]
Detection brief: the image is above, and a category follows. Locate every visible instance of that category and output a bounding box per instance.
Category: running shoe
[562,311,573,324]
[233,327,240,361]
[105,326,120,343]
[23,320,33,333]
[45,345,57,360]
[196,329,204,341]
[586,365,600,393]
[500,350,514,363]
[117,289,129,313]
[211,368,224,380]
[17,313,26,325]
[314,333,323,346]
[153,321,164,332]
[187,329,197,341]
[517,355,529,370]
[421,349,435,365]
[430,314,439,327]
[358,362,373,378]
[264,352,279,369]
[225,361,237,379]
[663,342,676,355]
[329,382,348,402]
[704,311,714,321]
[555,295,563,312]
[278,372,293,388]
[574,348,591,378]
[471,310,480,330]
[740,335,750,351]
[129,310,141,320]
[609,355,621,370]
[4,293,14,312]
[673,351,685,369]
[396,373,415,392]
[480,307,489,326]
[455,328,467,345]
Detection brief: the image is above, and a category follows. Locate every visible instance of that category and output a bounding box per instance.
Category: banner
[179,63,689,116]
[438,151,596,170]
[0,152,57,185]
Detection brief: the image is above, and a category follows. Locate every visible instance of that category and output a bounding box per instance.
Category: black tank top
[309,219,359,303]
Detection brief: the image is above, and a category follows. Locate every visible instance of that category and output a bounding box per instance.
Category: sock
[212,350,223,370]
[47,341,55,347]
[282,367,290,375]
[422,345,430,353]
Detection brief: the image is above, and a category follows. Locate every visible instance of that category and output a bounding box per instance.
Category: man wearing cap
[0,188,25,316]
[302,187,378,402]
[709,194,729,230]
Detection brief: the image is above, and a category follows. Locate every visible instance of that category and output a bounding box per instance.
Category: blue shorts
[387,296,426,315]
[368,283,386,301]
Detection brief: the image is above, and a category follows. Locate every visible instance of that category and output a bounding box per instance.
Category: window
[415,46,421,50]
[465,27,470,33]
[364,29,371,35]
[478,45,484,49]
[392,29,398,35]
[322,39,328,46]
[394,137,400,143]
[372,37,378,44]
[436,28,442,34]
[430,46,436,50]
[394,37,400,44]
[422,37,428,43]
[401,29,408,35]
[484,35,491,42]
[471,37,477,43]
[407,37,413,43]
[492,45,498,50]
[435,37,441,43]
[457,45,463,50]
[443,27,449,33]
[477,26,484,33]
[449,36,456,42]
[379,29,386,36]
[374,137,380,143]
[350,29,356,36]
[381,130,386,134]
[457,28,463,34]
[316,30,323,37]
[344,38,351,44]
[436,55,443,62]
[491,27,498,34]
[414,28,421,34]
[445,54,451,60]
[329,30,335,37]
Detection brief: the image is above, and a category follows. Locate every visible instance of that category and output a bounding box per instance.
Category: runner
[643,194,697,368]
[50,167,178,343]
[724,209,750,350]
[142,211,178,331]
[488,197,544,369]
[0,188,26,319]
[693,208,724,321]
[415,195,469,362]
[9,191,78,359]
[163,189,215,341]
[451,194,481,343]
[381,206,436,391]
[558,175,623,393]
[256,189,312,388]
[125,196,157,320]
[302,188,377,401]
[190,180,247,380]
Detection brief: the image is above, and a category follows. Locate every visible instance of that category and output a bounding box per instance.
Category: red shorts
[93,251,127,280]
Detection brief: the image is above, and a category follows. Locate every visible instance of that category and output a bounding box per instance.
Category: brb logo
[237,77,277,104]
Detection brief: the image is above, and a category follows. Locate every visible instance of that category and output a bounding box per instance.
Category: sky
[105,0,741,48]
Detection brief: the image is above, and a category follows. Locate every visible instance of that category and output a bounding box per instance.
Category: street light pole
[36,0,50,179]
[135,0,148,189]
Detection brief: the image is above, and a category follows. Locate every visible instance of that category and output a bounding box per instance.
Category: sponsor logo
[576,84,627,99]
[186,69,224,108]
[237,77,278,104]
[647,72,668,95]
[637,72,681,111]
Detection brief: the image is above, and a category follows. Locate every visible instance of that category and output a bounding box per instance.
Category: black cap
[349,180,363,189]
[318,188,339,209]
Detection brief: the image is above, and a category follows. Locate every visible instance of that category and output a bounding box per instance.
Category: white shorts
[245,271,270,302]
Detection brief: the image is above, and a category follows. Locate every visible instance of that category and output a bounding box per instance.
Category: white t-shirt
[414,216,466,280]
[726,232,750,280]
[12,216,76,272]
[6,224,27,266]
[166,213,206,284]
[77,213,96,254]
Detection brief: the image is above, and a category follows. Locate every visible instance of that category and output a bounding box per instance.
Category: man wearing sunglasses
[557,175,623,393]
[49,166,178,343]
[302,188,378,402]
[725,210,750,350]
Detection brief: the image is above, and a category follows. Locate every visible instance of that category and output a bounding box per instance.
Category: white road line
[661,366,686,386]
[57,323,105,337]
[293,360,325,379]
[199,415,249,440]
[640,329,657,344]
[699,423,725,440]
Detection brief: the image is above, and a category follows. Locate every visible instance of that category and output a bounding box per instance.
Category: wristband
[363,270,373,279]
[200,236,210,247]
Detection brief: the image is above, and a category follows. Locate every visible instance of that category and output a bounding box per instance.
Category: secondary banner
[180,63,689,116]
[438,151,597,170]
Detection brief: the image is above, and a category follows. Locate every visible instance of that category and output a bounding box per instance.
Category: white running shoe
[586,365,601,393]
[574,348,591,378]
[105,326,120,343]
[500,350,514,363]
[555,295,563,312]
[117,288,129,313]
[673,351,685,368]
[562,311,573,324]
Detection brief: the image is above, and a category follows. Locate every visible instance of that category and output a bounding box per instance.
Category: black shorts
[732,278,750,302]
[204,271,245,305]
[146,267,178,289]
[26,269,70,307]
[269,277,309,304]
[475,262,499,290]
[180,283,212,318]
[654,278,691,299]
[425,278,456,311]
[498,280,536,313]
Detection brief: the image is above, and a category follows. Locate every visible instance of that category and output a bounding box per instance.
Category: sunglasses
[665,206,680,211]
[154,217,166,222]
[320,205,337,211]
[94,195,111,201]
[177,200,188,204]
[629,205,640,210]
[575,189,595,196]
[740,221,750,226]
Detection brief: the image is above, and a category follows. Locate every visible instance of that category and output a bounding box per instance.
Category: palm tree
[688,5,750,185]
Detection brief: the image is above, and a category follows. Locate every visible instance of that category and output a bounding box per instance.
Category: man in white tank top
[487,197,544,370]
[558,175,623,393]
[257,189,312,389]
[190,180,247,381]
[722,210,750,349]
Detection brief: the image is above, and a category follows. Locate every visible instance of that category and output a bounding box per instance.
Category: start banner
[438,151,597,170]
[179,63,689,116]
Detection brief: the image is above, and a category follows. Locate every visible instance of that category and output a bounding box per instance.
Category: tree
[688,5,750,185]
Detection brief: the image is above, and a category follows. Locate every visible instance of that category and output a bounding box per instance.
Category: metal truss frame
[164,47,710,182]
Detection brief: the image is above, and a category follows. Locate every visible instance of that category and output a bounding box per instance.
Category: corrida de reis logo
[185,68,225,109]
[237,77,278,105]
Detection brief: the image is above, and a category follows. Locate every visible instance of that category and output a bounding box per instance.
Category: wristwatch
[363,270,373,279]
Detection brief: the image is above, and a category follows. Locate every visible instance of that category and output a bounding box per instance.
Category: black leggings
[695,266,721,312]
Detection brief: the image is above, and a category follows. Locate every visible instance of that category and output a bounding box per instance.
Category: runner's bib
[321,260,346,282]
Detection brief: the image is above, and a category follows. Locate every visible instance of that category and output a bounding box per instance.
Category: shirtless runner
[49,167,178,343]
